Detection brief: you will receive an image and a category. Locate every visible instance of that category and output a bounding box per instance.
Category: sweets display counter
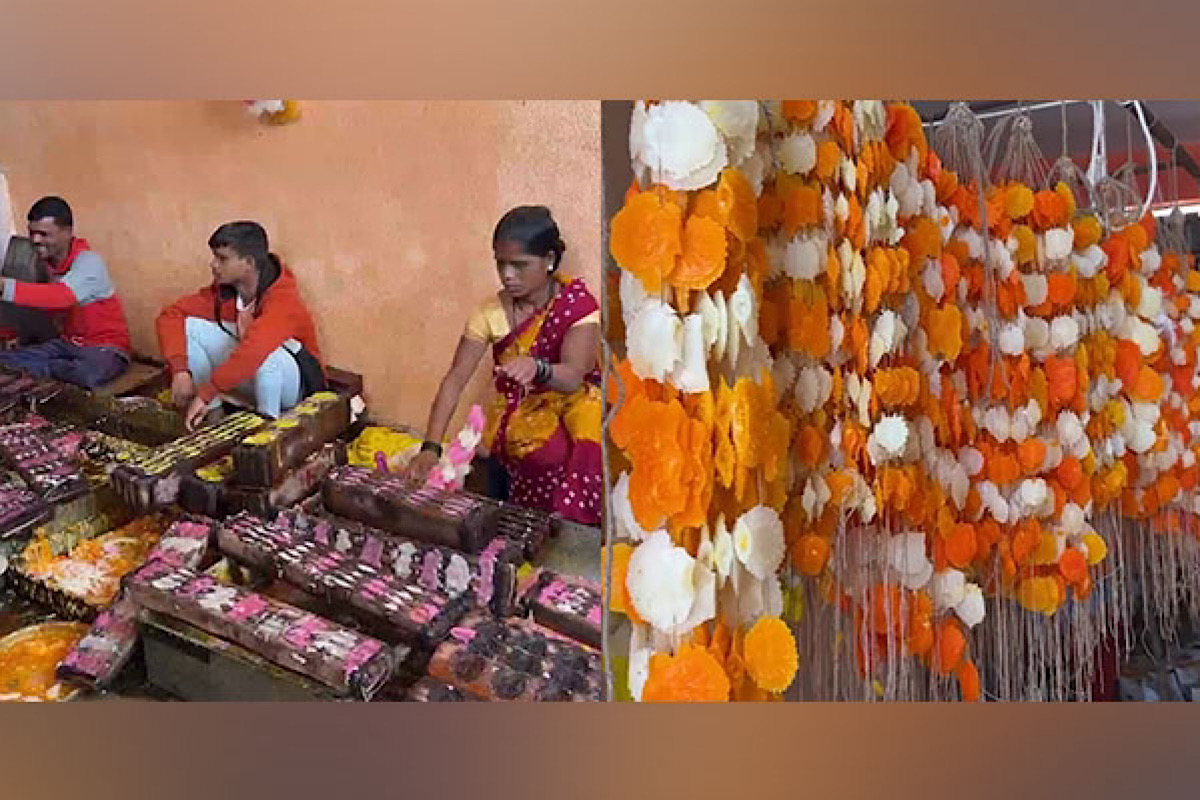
[0,368,603,702]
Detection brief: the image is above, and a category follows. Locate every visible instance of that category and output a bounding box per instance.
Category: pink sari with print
[485,277,602,525]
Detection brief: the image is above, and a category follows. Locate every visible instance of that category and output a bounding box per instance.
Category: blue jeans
[0,339,128,388]
[184,317,301,418]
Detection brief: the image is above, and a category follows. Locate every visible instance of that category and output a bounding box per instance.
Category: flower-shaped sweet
[627,299,682,382]
[713,515,735,586]
[927,303,964,361]
[887,532,933,590]
[612,472,648,541]
[779,131,817,176]
[671,213,729,291]
[641,644,731,702]
[930,568,966,611]
[671,314,711,394]
[733,505,786,580]
[610,188,684,292]
[868,415,910,464]
[743,616,799,693]
[626,531,698,632]
[700,100,759,167]
[954,583,986,628]
[631,100,729,191]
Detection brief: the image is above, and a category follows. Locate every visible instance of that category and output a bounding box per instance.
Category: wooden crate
[139,610,344,702]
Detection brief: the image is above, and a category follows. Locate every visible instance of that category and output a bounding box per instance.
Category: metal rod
[922,100,1095,127]
[1119,101,1200,181]
[923,99,1156,127]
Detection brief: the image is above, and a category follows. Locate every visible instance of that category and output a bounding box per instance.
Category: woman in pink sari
[407,207,602,525]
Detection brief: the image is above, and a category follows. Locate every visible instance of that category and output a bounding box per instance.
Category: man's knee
[256,345,299,379]
[184,316,218,341]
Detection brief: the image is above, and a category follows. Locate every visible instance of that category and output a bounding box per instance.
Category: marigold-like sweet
[743,616,800,693]
[642,644,731,702]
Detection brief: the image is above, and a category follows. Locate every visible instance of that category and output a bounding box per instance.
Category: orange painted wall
[0,100,602,431]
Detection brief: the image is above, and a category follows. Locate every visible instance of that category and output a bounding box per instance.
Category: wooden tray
[139,610,344,702]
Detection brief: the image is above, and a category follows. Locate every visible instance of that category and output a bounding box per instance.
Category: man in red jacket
[156,221,325,429]
[0,196,131,387]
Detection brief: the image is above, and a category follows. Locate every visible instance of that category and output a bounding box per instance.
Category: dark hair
[208,221,282,320]
[492,206,566,272]
[27,196,73,228]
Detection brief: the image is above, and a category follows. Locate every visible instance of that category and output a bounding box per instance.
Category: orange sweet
[610,188,684,292]
[642,645,732,702]
[936,619,967,675]
[671,214,728,291]
[743,616,800,694]
[957,659,982,703]
[1059,548,1088,585]
[945,524,978,569]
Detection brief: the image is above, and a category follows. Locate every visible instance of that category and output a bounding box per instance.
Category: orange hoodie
[155,266,322,403]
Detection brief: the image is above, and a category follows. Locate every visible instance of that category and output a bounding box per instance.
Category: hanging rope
[991,106,1051,190]
[1047,100,1097,212]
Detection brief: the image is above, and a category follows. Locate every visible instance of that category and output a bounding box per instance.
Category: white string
[1130,100,1158,221]
[1087,101,1107,186]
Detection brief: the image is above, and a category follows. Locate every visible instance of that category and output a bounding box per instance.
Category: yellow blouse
[463,293,599,345]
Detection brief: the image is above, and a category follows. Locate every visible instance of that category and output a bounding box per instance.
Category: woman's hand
[184,396,210,431]
[171,371,196,409]
[404,449,440,482]
[498,355,541,387]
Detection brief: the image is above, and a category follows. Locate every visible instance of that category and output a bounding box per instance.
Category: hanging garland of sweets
[604,99,1200,702]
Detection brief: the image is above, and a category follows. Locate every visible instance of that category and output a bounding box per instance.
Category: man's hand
[184,395,210,431]
[171,371,196,409]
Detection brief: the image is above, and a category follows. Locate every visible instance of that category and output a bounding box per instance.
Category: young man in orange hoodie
[0,196,132,387]
[156,221,325,430]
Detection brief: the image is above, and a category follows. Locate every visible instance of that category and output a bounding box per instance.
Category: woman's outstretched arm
[406,335,487,478]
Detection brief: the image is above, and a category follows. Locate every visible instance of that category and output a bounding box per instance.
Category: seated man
[156,221,326,430]
[0,196,131,387]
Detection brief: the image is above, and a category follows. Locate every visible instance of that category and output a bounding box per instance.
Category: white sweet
[785,234,824,281]
[670,314,711,393]
[931,569,967,611]
[733,505,786,580]
[1024,317,1051,350]
[713,291,729,357]
[620,269,649,329]
[632,100,728,191]
[696,292,721,352]
[729,274,757,345]
[1139,284,1163,319]
[924,260,945,302]
[741,149,767,196]
[779,131,817,175]
[713,516,734,586]
[626,531,697,632]
[998,322,1025,356]
[958,447,984,477]
[700,100,758,167]
[984,407,1011,442]
[1044,228,1074,261]
[1050,316,1080,350]
[955,583,986,628]
[628,299,682,382]
[613,472,648,541]
[874,415,909,459]
[1140,247,1162,276]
